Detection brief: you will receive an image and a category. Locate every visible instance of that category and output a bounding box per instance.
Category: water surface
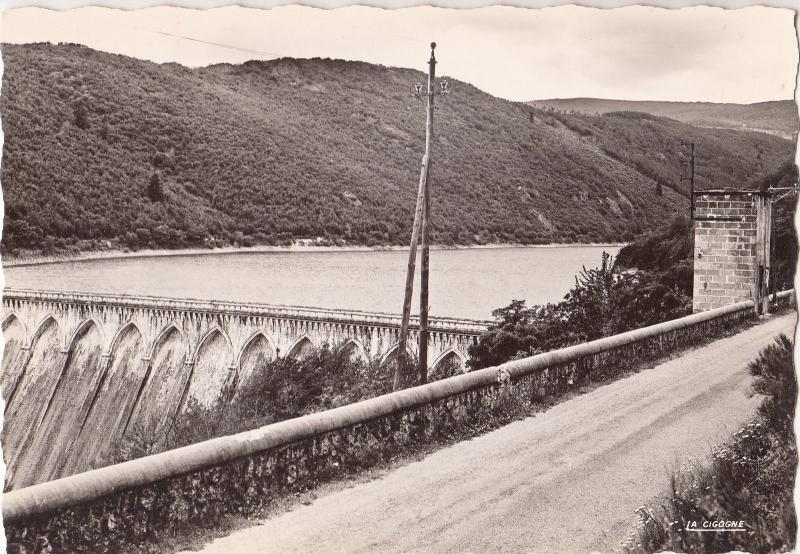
[4,246,620,320]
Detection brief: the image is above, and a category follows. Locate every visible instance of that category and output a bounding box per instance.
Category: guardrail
[3,290,794,551]
[2,287,491,334]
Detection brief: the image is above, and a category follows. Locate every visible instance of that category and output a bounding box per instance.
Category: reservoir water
[3,245,620,320]
[2,244,620,487]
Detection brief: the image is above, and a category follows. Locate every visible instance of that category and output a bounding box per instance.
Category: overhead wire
[130,25,282,58]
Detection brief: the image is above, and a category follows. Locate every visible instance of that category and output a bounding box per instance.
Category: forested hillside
[535,109,794,197]
[1,43,794,256]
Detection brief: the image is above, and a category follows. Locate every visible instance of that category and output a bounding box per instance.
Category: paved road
[188,313,794,554]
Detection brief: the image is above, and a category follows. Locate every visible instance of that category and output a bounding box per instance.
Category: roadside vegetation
[112,345,464,461]
[467,248,692,369]
[470,162,797,370]
[624,334,797,554]
[467,216,695,370]
[3,43,793,257]
[113,346,393,460]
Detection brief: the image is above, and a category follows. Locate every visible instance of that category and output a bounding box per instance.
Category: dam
[1,288,485,490]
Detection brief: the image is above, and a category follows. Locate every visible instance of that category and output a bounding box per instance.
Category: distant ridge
[528,98,798,140]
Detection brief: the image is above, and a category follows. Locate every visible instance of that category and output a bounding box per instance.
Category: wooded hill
[1,43,794,255]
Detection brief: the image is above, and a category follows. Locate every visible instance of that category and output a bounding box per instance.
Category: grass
[623,333,797,554]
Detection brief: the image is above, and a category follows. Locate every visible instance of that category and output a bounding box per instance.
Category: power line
[132,26,282,58]
[679,138,695,220]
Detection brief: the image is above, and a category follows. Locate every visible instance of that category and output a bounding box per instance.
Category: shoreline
[2,242,627,268]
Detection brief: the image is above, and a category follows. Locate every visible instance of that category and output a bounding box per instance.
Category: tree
[147,172,165,202]
[468,250,694,371]
[73,99,89,130]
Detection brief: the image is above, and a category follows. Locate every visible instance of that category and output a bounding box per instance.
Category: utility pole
[394,42,449,390]
[767,183,799,307]
[754,182,797,315]
[679,139,696,220]
[754,184,772,316]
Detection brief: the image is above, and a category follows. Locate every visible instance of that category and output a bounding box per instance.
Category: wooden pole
[754,193,763,315]
[761,193,772,314]
[419,44,436,385]
[394,42,437,390]
[754,189,771,316]
[394,155,428,390]
[419,166,431,384]
[690,143,695,220]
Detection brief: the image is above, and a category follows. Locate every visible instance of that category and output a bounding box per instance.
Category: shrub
[749,333,795,436]
[147,172,164,202]
[73,98,89,129]
[624,334,797,554]
[112,342,399,458]
[468,251,692,370]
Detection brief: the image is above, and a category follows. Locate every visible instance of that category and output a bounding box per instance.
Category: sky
[0,4,797,103]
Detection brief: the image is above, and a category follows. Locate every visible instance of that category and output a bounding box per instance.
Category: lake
[3,246,620,320]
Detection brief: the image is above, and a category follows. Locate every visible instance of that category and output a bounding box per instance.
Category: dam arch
[183,327,235,409]
[237,331,277,367]
[147,322,189,361]
[338,338,368,363]
[430,348,467,379]
[1,314,28,406]
[107,322,143,356]
[191,326,234,366]
[380,343,414,366]
[2,312,27,338]
[125,323,189,441]
[286,334,316,360]
[13,319,105,488]
[60,321,148,479]
[29,314,62,351]
[3,314,59,415]
[2,315,63,489]
[235,331,276,393]
[64,318,104,355]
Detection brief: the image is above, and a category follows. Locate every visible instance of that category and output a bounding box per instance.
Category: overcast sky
[0,4,796,103]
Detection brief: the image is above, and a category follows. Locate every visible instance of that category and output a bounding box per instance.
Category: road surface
[187,313,795,554]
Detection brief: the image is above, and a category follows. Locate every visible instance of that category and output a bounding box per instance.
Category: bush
[147,172,164,202]
[113,342,399,458]
[625,334,797,554]
[468,251,692,370]
[749,333,795,436]
[73,98,89,130]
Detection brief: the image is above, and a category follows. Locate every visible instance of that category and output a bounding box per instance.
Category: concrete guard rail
[3,290,794,531]
[2,288,491,334]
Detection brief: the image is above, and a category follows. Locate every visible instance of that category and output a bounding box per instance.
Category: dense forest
[1,43,795,256]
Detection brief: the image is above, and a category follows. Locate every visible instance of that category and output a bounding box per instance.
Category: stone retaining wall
[3,291,793,552]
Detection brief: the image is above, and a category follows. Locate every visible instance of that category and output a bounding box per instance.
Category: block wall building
[693,191,758,312]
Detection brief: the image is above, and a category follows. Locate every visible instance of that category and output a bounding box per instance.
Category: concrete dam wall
[1,289,484,490]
